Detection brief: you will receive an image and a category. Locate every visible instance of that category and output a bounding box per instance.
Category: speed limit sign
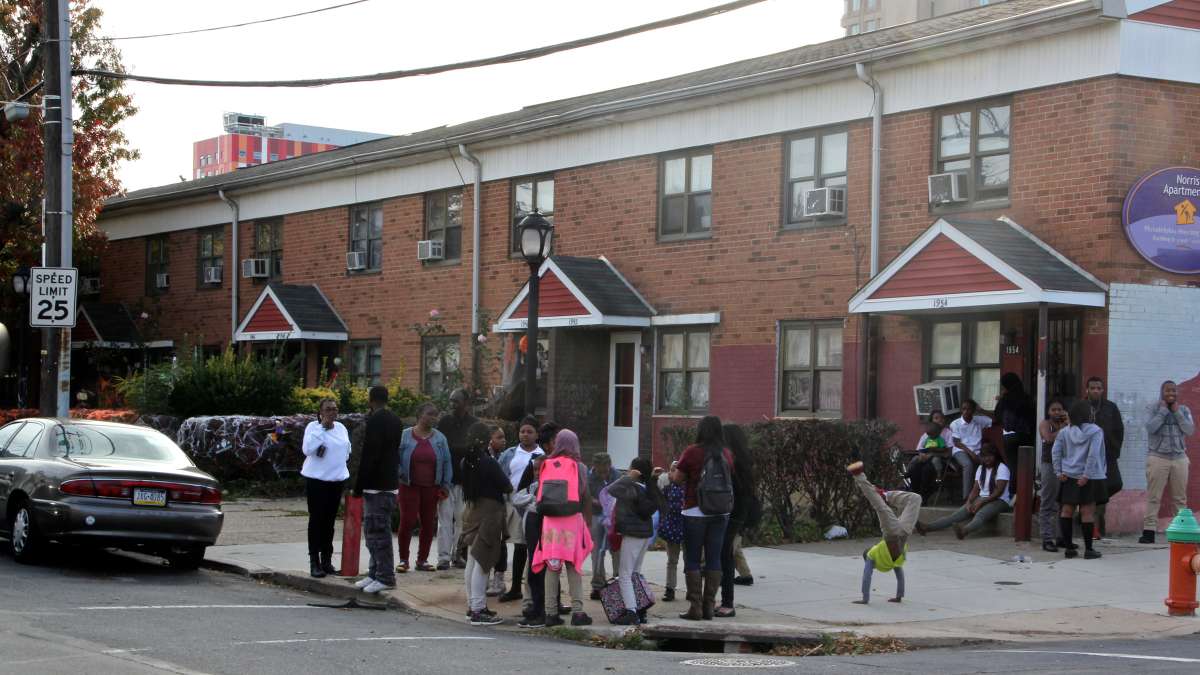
[28,266,78,328]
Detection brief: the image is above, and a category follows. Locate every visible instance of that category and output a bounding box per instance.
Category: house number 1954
[931,298,949,308]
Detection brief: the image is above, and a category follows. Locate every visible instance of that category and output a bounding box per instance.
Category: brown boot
[678,572,703,621]
[702,570,722,620]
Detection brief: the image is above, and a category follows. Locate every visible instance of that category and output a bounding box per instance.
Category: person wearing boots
[1052,399,1107,559]
[672,416,734,621]
[301,398,351,578]
[847,461,920,604]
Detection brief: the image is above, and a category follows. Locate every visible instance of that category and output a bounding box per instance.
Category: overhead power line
[91,1,372,41]
[72,0,768,87]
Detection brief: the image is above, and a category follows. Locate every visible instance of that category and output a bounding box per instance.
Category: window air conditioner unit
[346,251,367,271]
[802,186,847,218]
[913,380,962,417]
[80,277,101,295]
[155,272,170,289]
[241,258,269,278]
[928,172,967,205]
[417,239,444,261]
[203,266,222,284]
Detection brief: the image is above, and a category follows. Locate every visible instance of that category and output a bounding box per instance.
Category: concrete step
[917,505,1033,538]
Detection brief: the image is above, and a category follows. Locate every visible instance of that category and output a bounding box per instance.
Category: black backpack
[697,448,735,515]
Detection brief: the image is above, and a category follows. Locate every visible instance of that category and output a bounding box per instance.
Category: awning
[848,217,1107,315]
[493,256,656,332]
[235,283,348,342]
[71,303,172,349]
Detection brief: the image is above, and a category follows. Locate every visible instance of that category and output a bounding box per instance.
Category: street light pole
[517,212,553,420]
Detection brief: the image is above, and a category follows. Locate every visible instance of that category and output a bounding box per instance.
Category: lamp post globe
[517,212,553,418]
[11,267,29,295]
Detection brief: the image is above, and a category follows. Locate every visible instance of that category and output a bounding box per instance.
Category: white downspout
[458,144,482,336]
[218,189,240,346]
[855,62,883,420]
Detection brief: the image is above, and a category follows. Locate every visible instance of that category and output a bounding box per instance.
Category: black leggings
[305,478,344,558]
[524,514,545,614]
[720,519,742,608]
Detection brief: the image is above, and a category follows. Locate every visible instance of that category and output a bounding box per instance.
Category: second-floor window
[197,227,224,287]
[785,128,848,227]
[659,150,712,239]
[254,219,283,279]
[425,189,462,262]
[512,176,554,254]
[935,100,1011,205]
[145,235,168,295]
[349,203,383,272]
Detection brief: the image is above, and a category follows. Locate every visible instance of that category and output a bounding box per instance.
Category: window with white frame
[349,341,382,387]
[422,335,461,396]
[935,100,1011,205]
[779,321,843,415]
[657,328,710,413]
[197,226,223,287]
[512,176,554,254]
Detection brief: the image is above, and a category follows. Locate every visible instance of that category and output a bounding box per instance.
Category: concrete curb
[201,556,414,613]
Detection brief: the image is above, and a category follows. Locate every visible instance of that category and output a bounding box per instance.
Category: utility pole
[39,0,73,417]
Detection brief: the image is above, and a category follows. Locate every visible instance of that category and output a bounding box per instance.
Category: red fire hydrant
[1164,507,1200,617]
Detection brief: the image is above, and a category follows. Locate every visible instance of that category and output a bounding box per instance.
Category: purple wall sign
[1123,166,1200,274]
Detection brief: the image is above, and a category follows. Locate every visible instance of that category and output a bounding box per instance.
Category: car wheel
[165,545,206,570]
[9,501,44,564]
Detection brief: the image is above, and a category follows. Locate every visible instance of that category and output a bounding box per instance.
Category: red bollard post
[339,493,363,577]
[1013,445,1034,542]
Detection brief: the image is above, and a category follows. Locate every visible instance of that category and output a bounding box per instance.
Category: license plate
[132,488,167,507]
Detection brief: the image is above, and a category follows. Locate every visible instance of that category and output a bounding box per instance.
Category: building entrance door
[607,332,641,469]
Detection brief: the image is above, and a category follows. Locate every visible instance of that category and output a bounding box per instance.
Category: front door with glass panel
[607,333,641,469]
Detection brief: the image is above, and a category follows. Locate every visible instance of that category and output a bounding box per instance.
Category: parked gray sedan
[0,418,223,568]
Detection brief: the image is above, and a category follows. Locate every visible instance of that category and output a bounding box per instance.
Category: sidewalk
[207,499,1200,645]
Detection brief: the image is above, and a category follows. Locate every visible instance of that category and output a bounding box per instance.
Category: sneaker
[543,615,564,628]
[518,614,546,629]
[415,561,436,572]
[589,589,602,600]
[362,579,395,594]
[1041,540,1058,553]
[846,461,865,476]
[732,576,753,587]
[613,609,638,625]
[436,561,450,571]
[1139,530,1156,544]
[469,610,503,626]
[662,587,676,601]
[453,559,467,569]
[353,577,374,589]
[1064,547,1078,559]
[558,604,572,616]
[498,589,522,603]
[570,611,593,626]
[395,561,409,574]
[1084,549,1102,560]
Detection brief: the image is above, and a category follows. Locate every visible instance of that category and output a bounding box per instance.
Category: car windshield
[56,424,190,464]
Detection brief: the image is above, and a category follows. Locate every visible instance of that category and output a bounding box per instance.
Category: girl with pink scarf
[531,429,595,626]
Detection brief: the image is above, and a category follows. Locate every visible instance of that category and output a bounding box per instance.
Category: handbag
[599,573,655,623]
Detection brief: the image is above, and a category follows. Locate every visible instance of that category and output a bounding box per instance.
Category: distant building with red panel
[192,112,387,179]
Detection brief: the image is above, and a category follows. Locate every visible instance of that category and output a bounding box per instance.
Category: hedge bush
[746,417,900,540]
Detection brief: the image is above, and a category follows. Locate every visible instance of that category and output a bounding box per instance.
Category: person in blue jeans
[671,415,734,621]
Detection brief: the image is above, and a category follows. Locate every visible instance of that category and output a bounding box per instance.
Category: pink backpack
[537,456,582,517]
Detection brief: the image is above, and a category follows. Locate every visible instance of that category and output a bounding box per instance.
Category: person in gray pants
[1038,400,1068,552]
[352,386,403,594]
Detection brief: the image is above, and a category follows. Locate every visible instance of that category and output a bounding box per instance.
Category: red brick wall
[100,75,1200,460]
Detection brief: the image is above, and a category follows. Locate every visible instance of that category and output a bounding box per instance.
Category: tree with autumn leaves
[1,0,138,295]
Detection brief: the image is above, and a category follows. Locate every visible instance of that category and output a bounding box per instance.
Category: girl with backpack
[672,416,735,621]
[530,429,595,626]
[607,456,662,625]
[717,423,756,618]
[459,423,511,625]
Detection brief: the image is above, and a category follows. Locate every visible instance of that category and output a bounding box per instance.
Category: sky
[90,0,844,192]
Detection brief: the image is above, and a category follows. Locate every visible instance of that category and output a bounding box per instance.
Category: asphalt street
[3,545,1200,674]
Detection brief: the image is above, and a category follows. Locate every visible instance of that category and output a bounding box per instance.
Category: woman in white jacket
[1051,400,1107,560]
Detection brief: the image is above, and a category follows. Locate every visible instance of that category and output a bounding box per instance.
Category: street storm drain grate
[681,657,797,668]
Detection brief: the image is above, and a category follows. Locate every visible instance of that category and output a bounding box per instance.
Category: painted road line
[234,637,496,646]
[77,604,315,610]
[985,650,1200,664]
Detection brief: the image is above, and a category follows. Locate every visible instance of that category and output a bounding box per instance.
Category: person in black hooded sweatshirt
[993,372,1036,481]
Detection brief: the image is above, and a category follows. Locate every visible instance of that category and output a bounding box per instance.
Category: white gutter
[855,63,882,277]
[458,144,482,335]
[217,189,240,345]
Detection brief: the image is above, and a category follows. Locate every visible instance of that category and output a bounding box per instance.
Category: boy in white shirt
[948,399,992,501]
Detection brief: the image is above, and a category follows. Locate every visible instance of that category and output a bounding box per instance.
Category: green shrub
[386,378,429,418]
[292,386,339,414]
[114,362,175,414]
[746,418,899,540]
[168,349,298,418]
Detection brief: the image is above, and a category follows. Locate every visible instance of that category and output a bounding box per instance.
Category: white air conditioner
[417,239,444,261]
[241,258,269,278]
[346,251,367,271]
[155,272,170,289]
[80,277,101,295]
[802,186,847,218]
[928,172,968,205]
[203,266,222,284]
[913,380,962,417]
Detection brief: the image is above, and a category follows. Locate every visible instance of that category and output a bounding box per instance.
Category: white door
[607,332,641,469]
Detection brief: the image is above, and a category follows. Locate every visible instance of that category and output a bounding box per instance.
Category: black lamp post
[517,211,553,418]
[11,267,30,408]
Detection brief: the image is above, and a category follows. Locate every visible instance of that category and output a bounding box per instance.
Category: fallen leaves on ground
[770,634,909,657]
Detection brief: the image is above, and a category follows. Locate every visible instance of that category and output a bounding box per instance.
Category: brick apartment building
[92,0,1200,532]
